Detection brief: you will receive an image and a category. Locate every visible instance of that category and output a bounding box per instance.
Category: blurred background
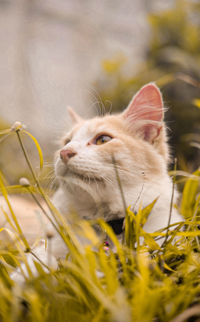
[0,0,199,185]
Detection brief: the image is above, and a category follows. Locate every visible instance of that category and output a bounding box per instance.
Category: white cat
[11,83,182,282]
[53,83,181,230]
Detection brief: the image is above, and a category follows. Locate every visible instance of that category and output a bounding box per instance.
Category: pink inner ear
[124,83,163,122]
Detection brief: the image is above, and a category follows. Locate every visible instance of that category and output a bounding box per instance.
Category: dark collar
[106,217,124,235]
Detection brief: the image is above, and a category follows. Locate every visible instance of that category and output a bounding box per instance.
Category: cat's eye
[95,135,112,145]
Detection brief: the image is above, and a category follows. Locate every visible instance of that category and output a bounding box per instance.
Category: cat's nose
[60,149,77,162]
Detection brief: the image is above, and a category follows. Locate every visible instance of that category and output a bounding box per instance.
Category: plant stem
[27,187,60,237]
[16,130,37,184]
[30,251,50,271]
[16,130,59,225]
[162,158,177,247]
[0,171,30,250]
[111,155,127,217]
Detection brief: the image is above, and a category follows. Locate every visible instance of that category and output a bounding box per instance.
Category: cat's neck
[53,183,124,221]
[53,171,174,223]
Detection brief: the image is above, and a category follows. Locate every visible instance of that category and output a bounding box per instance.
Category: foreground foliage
[0,122,199,322]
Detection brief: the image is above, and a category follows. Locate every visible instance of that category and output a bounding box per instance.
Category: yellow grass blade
[22,130,44,170]
[193,98,200,108]
[0,171,30,250]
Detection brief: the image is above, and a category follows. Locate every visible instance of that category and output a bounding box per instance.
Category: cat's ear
[67,106,83,124]
[122,83,164,143]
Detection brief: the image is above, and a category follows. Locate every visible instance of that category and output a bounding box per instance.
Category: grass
[0,122,200,322]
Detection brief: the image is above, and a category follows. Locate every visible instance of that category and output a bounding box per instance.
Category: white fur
[11,83,183,282]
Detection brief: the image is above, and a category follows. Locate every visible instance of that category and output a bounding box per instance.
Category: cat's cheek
[54,158,66,177]
[95,139,124,157]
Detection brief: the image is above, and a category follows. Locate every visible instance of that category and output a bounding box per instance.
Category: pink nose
[60,149,77,162]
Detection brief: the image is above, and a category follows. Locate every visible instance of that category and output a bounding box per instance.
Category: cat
[11,83,182,282]
[53,82,181,230]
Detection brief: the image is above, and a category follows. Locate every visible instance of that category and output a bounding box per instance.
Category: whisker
[87,86,107,116]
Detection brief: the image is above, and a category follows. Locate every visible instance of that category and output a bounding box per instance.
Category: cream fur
[10,83,183,282]
[54,115,181,231]
[51,84,182,253]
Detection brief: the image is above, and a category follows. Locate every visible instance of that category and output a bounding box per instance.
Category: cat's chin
[57,172,107,209]
[56,168,105,187]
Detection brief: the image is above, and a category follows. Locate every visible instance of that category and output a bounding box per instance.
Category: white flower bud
[19,177,30,187]
[11,121,26,131]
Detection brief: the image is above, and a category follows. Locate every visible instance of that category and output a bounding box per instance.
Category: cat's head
[55,83,169,200]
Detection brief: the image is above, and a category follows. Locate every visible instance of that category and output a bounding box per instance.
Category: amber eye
[95,135,112,145]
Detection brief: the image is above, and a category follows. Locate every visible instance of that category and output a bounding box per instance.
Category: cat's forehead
[68,115,124,138]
